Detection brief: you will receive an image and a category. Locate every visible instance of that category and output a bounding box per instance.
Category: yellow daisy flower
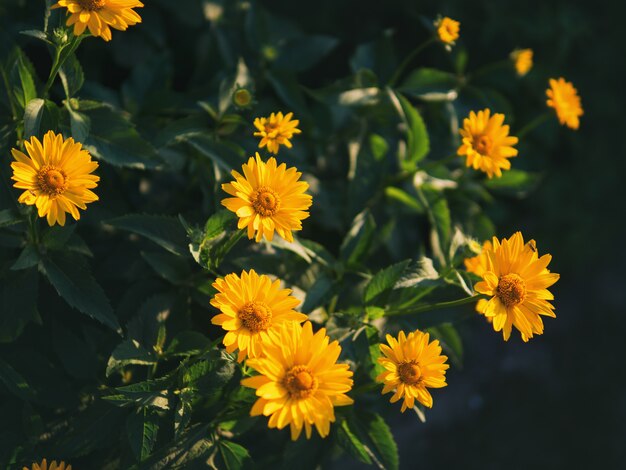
[546,77,584,130]
[52,0,144,42]
[457,109,519,179]
[253,112,301,154]
[210,269,307,361]
[464,239,493,276]
[435,17,460,44]
[221,153,312,243]
[24,459,72,470]
[11,131,99,226]
[474,232,560,342]
[377,329,449,412]
[241,321,354,440]
[511,48,533,76]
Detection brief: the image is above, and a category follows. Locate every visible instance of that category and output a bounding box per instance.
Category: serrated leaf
[103,377,171,409]
[189,210,244,272]
[364,260,411,305]
[358,413,399,470]
[10,245,40,270]
[0,268,39,343]
[390,91,430,169]
[0,358,36,402]
[10,49,37,111]
[126,408,159,461]
[337,419,372,465]
[23,98,59,140]
[59,53,84,98]
[216,440,251,470]
[107,214,188,256]
[40,254,119,331]
[66,102,91,142]
[19,30,52,44]
[275,35,338,72]
[166,331,211,357]
[340,209,376,267]
[0,209,22,228]
[105,339,156,378]
[181,134,245,173]
[399,68,458,101]
[384,187,425,213]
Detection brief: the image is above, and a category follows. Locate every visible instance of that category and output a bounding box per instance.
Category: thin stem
[43,35,84,98]
[388,38,436,87]
[516,112,551,139]
[385,294,484,317]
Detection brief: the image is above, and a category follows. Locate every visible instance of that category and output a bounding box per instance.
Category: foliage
[0,1,575,468]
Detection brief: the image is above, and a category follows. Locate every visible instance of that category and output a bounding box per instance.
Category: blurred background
[1,0,624,468]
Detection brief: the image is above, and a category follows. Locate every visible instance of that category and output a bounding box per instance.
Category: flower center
[474,135,493,155]
[238,301,272,332]
[77,0,106,10]
[37,166,68,196]
[283,365,318,399]
[264,122,280,135]
[251,186,280,216]
[496,273,527,307]
[397,361,422,385]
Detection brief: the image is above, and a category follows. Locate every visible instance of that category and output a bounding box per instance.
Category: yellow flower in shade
[241,321,354,440]
[546,78,583,130]
[377,330,449,411]
[210,269,307,361]
[457,109,519,179]
[511,48,533,76]
[464,240,493,277]
[24,459,72,470]
[52,0,143,42]
[11,131,99,226]
[221,153,312,243]
[474,232,560,342]
[253,112,301,154]
[435,17,460,44]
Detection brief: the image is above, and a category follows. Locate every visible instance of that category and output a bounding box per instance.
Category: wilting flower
[546,77,583,130]
[457,109,519,178]
[435,17,460,44]
[253,112,301,154]
[221,153,312,243]
[511,48,533,76]
[11,131,99,226]
[52,0,143,42]
[24,459,72,470]
[474,232,560,342]
[210,269,307,361]
[377,330,449,411]
[242,321,354,440]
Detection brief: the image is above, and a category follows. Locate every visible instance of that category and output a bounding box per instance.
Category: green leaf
[58,53,84,98]
[10,245,40,270]
[189,210,244,272]
[399,68,458,101]
[107,214,189,256]
[418,186,452,265]
[9,48,37,112]
[103,377,171,409]
[66,102,91,142]
[23,98,59,140]
[275,35,338,72]
[216,440,251,470]
[0,268,39,343]
[41,224,76,250]
[301,275,333,314]
[336,419,372,465]
[40,254,119,330]
[105,339,156,378]
[483,169,541,196]
[166,331,211,357]
[141,251,191,284]
[390,91,430,169]
[364,260,411,305]
[357,413,399,470]
[126,408,159,461]
[79,101,159,169]
[0,209,22,228]
[0,358,36,402]
[181,134,246,173]
[384,187,425,213]
[19,30,52,45]
[340,209,376,267]
[266,70,310,119]
[388,257,441,309]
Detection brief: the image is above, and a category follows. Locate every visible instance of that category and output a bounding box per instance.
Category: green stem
[388,38,436,87]
[516,112,551,139]
[421,152,459,171]
[0,65,17,120]
[386,294,484,317]
[43,35,84,98]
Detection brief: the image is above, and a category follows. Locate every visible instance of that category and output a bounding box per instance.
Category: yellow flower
[546,77,583,130]
[11,131,99,226]
[474,232,560,342]
[457,109,519,179]
[377,329,449,411]
[221,153,312,243]
[24,459,72,470]
[464,240,493,276]
[52,0,143,42]
[241,321,354,440]
[253,112,301,154]
[511,48,533,76]
[435,17,460,44]
[210,269,307,361]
